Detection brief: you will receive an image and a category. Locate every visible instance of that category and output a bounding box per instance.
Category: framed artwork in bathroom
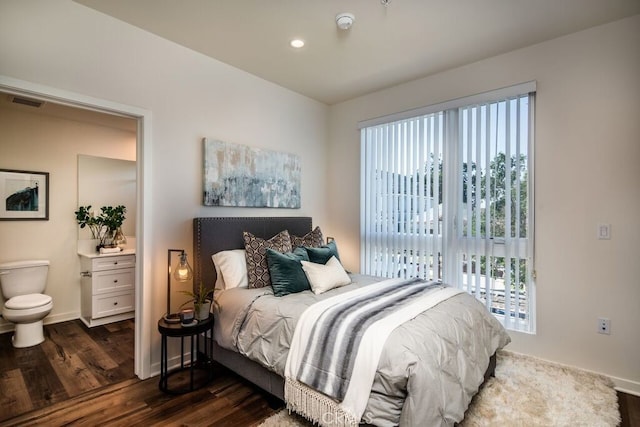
[0,169,49,221]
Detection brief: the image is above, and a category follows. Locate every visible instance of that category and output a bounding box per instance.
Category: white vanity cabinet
[79,252,135,327]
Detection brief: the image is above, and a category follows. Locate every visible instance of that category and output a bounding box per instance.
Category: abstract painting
[0,169,49,220]
[203,138,301,208]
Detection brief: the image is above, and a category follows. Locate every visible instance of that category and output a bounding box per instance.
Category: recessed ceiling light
[290,39,305,48]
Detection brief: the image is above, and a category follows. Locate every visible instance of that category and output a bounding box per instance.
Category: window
[360,83,535,332]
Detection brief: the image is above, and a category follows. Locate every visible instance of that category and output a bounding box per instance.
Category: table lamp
[164,249,193,323]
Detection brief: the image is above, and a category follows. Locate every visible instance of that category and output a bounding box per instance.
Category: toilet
[0,260,53,348]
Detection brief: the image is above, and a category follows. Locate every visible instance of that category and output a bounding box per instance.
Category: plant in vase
[179,282,213,321]
[75,205,127,249]
[101,205,127,246]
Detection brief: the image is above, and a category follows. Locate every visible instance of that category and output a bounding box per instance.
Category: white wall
[328,15,640,392]
[0,105,135,329]
[0,0,328,372]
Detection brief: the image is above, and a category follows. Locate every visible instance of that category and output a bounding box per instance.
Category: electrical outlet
[598,318,610,335]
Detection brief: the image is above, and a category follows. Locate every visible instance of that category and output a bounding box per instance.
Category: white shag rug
[259,351,620,427]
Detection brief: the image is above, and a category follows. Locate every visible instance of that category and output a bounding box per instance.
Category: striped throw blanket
[285,278,463,427]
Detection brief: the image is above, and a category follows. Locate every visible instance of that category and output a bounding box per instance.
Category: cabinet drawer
[91,255,136,272]
[93,291,134,319]
[94,269,134,294]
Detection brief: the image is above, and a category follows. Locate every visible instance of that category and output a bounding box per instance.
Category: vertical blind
[360,85,535,333]
[360,112,445,281]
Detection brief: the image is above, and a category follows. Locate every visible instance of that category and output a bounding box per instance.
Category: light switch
[597,223,611,240]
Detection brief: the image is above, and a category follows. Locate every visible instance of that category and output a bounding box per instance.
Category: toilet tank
[0,260,49,299]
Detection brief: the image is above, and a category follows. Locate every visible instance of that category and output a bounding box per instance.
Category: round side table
[157,315,214,394]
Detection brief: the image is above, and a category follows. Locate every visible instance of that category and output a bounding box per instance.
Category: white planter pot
[195,300,212,320]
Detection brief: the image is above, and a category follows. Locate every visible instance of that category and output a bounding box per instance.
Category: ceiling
[75,0,640,105]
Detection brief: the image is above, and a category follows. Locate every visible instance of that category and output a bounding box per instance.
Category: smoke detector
[336,13,355,30]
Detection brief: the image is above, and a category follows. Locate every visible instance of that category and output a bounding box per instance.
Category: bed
[193,216,510,426]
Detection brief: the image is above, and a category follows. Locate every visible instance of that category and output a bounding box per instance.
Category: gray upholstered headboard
[193,217,313,291]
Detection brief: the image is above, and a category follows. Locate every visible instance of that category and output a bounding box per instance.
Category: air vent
[10,95,45,108]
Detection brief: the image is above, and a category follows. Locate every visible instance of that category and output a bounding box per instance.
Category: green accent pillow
[305,240,340,264]
[266,247,311,297]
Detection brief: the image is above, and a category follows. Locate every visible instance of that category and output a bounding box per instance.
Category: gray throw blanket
[297,278,442,401]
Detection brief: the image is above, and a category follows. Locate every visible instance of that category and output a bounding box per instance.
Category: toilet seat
[5,294,52,310]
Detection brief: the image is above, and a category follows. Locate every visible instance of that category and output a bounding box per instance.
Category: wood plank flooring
[1,318,638,426]
[618,390,640,427]
[0,365,280,427]
[0,319,135,422]
[0,319,279,426]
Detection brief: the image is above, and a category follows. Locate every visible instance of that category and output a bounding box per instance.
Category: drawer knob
[113,280,118,283]
[113,301,118,306]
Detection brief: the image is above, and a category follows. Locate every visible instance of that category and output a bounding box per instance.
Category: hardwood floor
[1,319,638,426]
[0,318,279,427]
[0,364,280,427]
[618,390,640,427]
[0,319,135,422]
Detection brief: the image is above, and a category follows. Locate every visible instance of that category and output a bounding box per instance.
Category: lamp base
[163,313,181,324]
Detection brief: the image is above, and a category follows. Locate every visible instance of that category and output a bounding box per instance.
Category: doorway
[0,75,152,381]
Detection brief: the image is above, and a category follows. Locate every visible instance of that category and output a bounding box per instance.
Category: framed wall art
[0,169,49,220]
[203,138,300,208]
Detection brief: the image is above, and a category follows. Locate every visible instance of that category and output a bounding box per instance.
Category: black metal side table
[157,315,214,394]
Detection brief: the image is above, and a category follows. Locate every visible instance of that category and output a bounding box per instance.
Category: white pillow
[212,259,226,290]
[301,256,351,295]
[211,249,248,290]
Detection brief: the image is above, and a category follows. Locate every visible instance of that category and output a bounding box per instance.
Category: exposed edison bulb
[290,39,305,48]
[174,251,193,282]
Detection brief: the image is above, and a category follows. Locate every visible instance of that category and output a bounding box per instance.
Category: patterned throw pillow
[243,230,292,288]
[290,226,324,248]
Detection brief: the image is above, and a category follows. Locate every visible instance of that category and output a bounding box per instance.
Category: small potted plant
[179,282,213,321]
[75,205,126,250]
[101,205,127,246]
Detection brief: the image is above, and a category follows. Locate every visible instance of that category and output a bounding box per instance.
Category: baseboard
[44,311,80,325]
[79,312,134,328]
[0,311,80,334]
[149,352,192,378]
[612,377,640,397]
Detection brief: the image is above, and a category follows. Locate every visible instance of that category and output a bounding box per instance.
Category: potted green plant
[75,205,127,249]
[101,205,126,242]
[179,282,213,320]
